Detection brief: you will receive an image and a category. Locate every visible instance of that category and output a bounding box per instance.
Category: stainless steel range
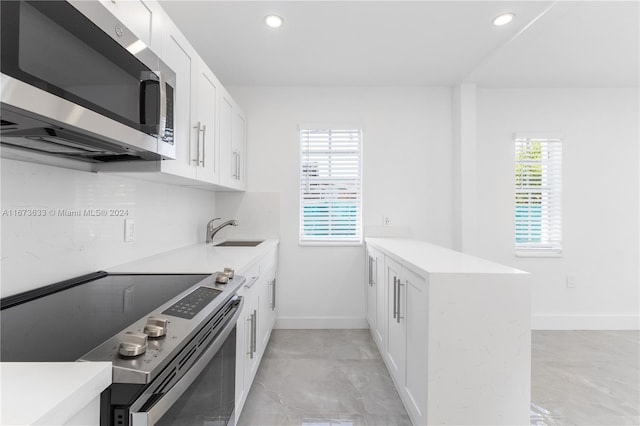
[0,271,245,426]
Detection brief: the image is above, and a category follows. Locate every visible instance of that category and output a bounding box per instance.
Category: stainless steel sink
[214,240,264,247]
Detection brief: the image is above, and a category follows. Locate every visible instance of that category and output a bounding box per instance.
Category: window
[300,127,362,245]
[514,135,562,256]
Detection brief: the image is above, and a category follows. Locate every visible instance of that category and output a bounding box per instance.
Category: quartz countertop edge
[107,239,279,274]
[365,237,528,276]
[0,362,112,425]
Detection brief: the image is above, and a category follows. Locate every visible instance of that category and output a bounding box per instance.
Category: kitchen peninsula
[365,238,531,425]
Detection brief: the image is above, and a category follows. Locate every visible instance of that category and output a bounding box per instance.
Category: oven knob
[118,331,148,357]
[224,267,235,279]
[144,317,169,338]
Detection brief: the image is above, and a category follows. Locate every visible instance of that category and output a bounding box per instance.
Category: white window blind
[515,137,562,254]
[300,128,362,244]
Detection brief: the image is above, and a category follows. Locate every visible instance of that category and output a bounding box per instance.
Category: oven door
[130,297,242,426]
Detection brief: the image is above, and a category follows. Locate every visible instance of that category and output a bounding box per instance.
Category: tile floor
[237,329,640,426]
[530,330,639,426]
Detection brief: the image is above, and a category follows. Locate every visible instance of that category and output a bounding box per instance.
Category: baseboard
[532,314,640,330]
[276,315,639,330]
[275,316,368,329]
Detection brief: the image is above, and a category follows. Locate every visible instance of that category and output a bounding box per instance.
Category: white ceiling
[159,1,639,88]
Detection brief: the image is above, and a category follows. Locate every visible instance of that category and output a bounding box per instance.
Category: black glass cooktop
[0,272,210,362]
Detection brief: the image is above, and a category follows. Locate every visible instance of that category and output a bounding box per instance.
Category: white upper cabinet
[232,107,247,189]
[159,21,221,185]
[219,89,247,191]
[160,21,197,180]
[192,61,220,184]
[95,0,245,190]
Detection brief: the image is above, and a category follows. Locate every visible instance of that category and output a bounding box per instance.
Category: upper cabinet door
[232,108,247,190]
[159,21,197,179]
[218,91,234,188]
[193,62,219,184]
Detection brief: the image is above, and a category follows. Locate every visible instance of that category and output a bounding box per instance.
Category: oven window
[156,327,236,425]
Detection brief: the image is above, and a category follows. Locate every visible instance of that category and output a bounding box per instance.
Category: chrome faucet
[206,218,239,243]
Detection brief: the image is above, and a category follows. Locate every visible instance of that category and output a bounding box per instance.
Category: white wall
[0,159,216,297]
[228,86,453,328]
[474,88,639,329]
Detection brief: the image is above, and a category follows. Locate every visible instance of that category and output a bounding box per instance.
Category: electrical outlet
[383,216,391,226]
[566,275,577,288]
[124,219,135,242]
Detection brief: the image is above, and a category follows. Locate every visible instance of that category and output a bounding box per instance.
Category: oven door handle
[130,296,244,426]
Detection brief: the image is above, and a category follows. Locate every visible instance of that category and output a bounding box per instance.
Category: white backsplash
[0,158,216,297]
[213,192,280,241]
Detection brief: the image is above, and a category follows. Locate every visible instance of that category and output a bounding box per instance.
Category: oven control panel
[162,286,221,319]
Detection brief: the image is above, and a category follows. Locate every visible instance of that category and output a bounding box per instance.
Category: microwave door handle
[157,70,167,139]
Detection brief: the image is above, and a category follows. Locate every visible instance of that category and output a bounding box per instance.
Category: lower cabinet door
[366,252,377,330]
[234,288,248,415]
[404,268,428,424]
[235,286,258,417]
[386,257,406,380]
[374,252,386,346]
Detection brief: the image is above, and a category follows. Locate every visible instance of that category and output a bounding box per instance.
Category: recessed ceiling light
[265,15,284,28]
[492,13,515,26]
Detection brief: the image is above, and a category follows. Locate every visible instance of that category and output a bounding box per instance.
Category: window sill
[515,249,562,258]
[299,241,363,247]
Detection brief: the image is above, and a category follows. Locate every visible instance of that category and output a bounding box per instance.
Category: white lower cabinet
[235,247,279,422]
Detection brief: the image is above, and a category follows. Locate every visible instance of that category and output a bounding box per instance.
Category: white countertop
[107,239,279,274]
[366,237,527,276]
[0,362,111,425]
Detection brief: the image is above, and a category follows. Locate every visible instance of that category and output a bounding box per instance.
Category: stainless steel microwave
[0,0,176,163]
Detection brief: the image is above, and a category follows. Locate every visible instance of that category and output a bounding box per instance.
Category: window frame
[298,125,363,247]
[514,133,563,258]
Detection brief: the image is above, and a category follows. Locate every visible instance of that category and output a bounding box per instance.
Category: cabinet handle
[397,280,404,323]
[246,315,253,359]
[245,276,259,289]
[200,124,206,166]
[270,278,276,310]
[372,258,376,286]
[234,152,241,180]
[393,276,397,319]
[251,309,257,354]
[368,256,372,286]
[192,121,201,165]
[232,152,237,179]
